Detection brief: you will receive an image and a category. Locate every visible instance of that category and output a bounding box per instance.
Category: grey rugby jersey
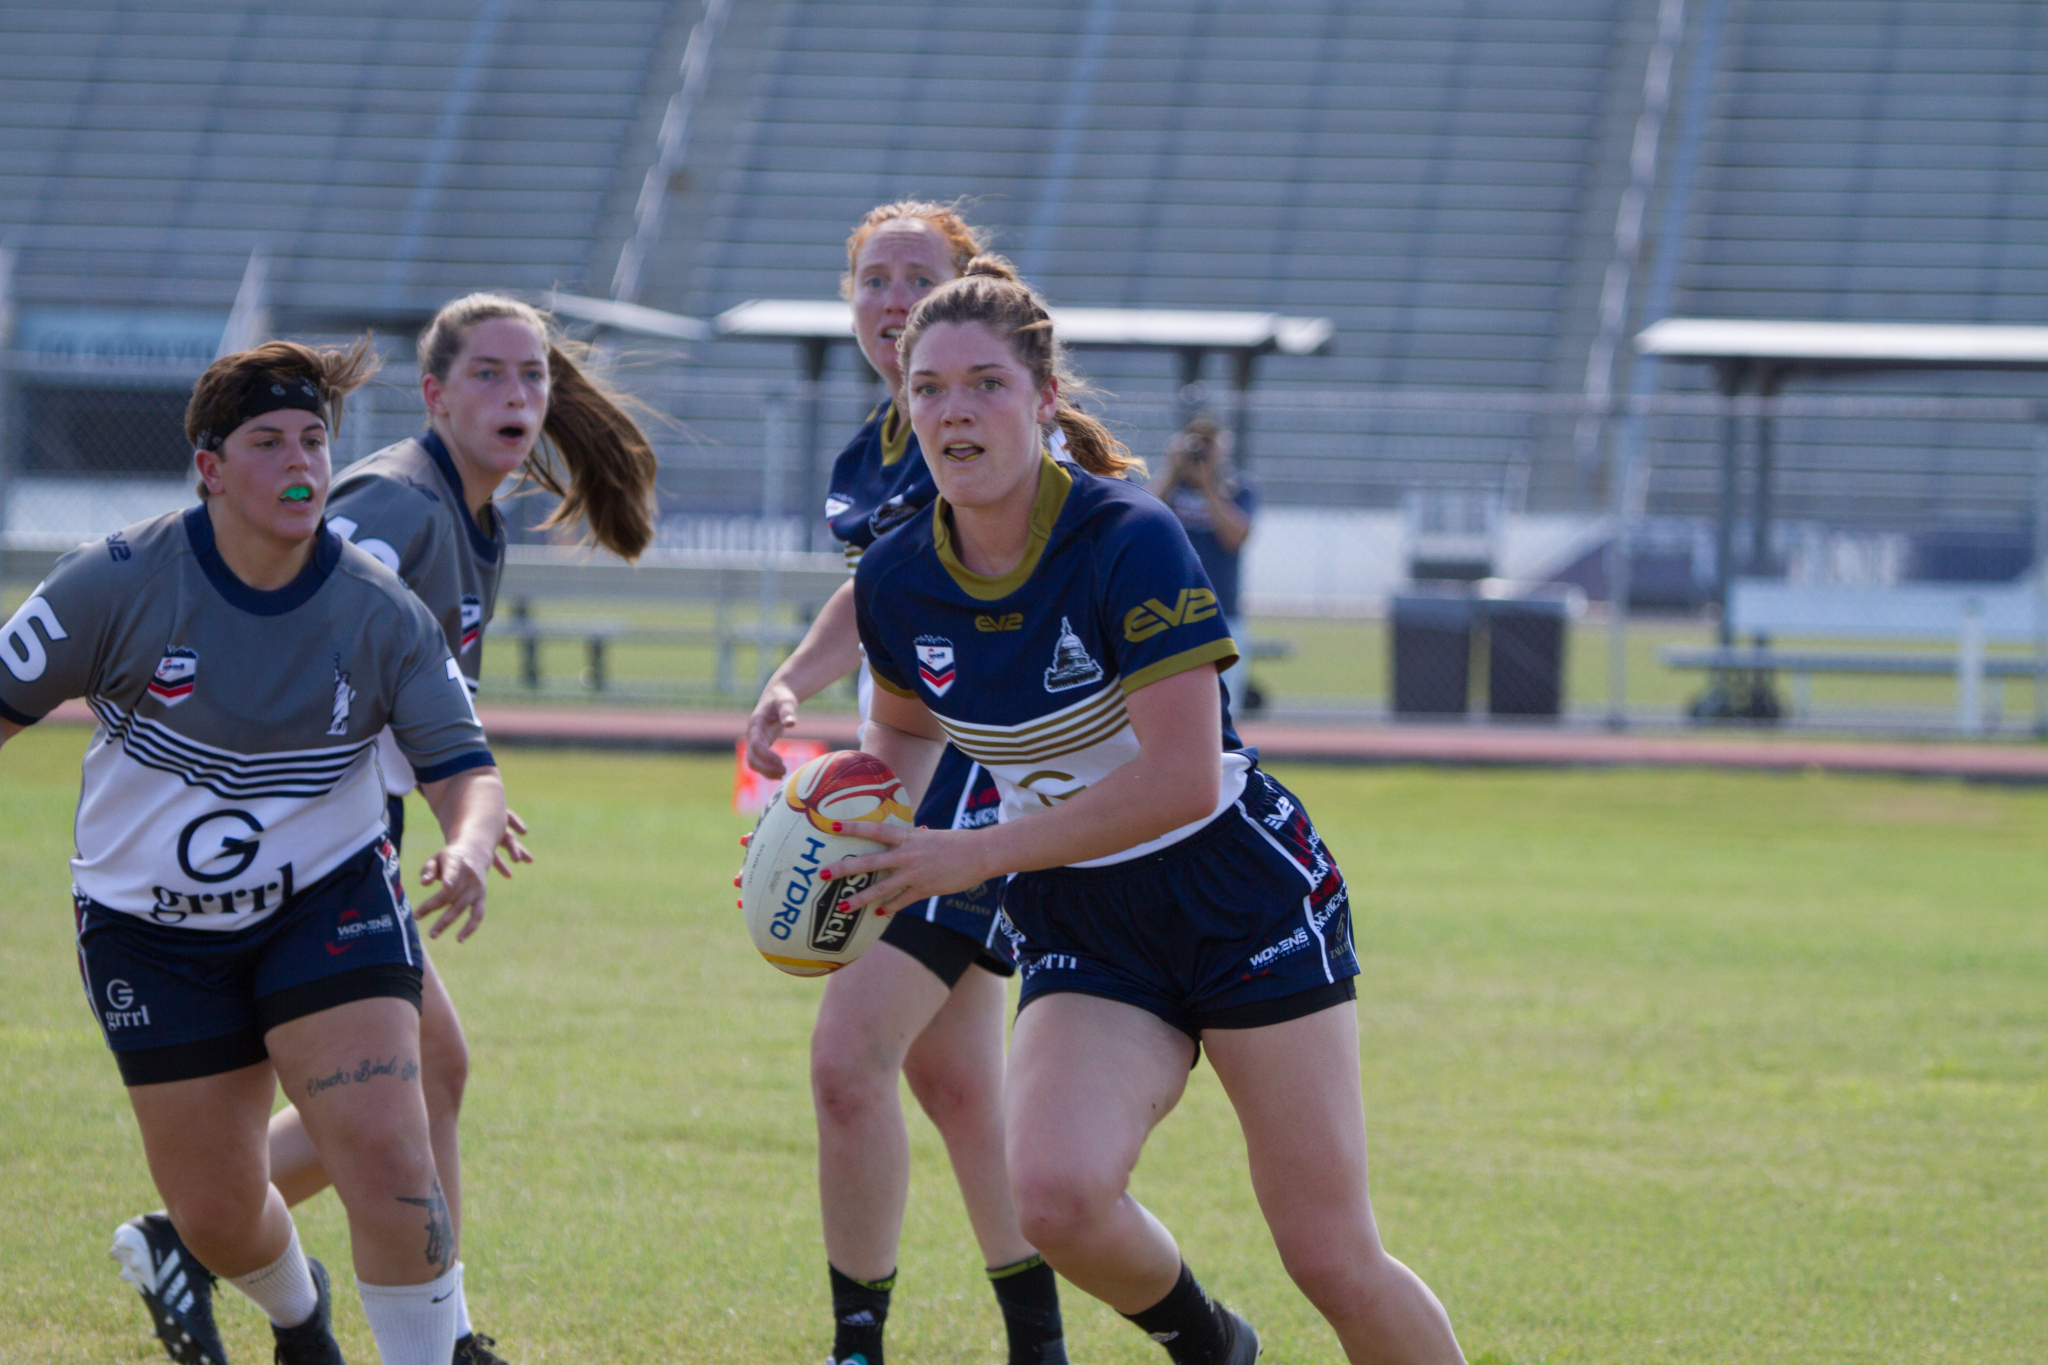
[0,506,493,929]
[328,432,503,794]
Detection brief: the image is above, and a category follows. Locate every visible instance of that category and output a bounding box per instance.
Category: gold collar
[879,401,911,467]
[932,452,1072,601]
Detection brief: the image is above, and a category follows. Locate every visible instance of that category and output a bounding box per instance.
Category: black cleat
[1217,1304,1262,1365]
[111,1212,229,1365]
[270,1257,346,1365]
[453,1333,508,1365]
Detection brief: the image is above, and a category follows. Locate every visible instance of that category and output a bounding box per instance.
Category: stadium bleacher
[2,0,2044,537]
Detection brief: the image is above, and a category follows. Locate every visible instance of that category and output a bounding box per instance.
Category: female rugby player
[117,294,659,1365]
[830,261,1469,1365]
[0,341,509,1365]
[745,202,1066,1365]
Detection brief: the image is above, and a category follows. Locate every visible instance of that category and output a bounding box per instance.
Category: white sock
[226,1223,319,1329]
[359,1265,461,1365]
[451,1262,472,1339]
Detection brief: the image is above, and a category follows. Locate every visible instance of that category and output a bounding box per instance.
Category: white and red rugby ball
[740,750,913,976]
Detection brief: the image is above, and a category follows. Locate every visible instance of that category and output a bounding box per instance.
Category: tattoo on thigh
[303,1055,421,1100]
[395,1179,455,1273]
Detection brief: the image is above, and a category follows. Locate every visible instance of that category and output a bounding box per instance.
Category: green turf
[2,728,2042,1362]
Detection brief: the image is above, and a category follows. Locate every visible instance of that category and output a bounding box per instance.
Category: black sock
[1121,1263,1231,1365]
[987,1254,1068,1365]
[828,1263,895,1365]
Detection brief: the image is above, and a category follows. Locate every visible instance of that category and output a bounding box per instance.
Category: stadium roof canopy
[1637,319,2048,376]
[710,299,1333,359]
[1636,317,2048,647]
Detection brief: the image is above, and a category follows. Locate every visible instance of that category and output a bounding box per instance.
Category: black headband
[198,373,325,450]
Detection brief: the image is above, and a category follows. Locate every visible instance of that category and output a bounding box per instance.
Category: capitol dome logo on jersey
[1043,617,1103,692]
[147,647,198,706]
[914,635,956,696]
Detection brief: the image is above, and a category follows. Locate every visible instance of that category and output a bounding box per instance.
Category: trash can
[1483,596,1568,718]
[1390,593,1475,716]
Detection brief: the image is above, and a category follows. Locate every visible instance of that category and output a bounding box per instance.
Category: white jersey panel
[76,700,387,928]
[932,679,1250,867]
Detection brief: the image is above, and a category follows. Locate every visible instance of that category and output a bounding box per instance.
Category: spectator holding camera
[1153,414,1258,711]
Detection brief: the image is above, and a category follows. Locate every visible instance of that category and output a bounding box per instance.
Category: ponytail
[529,340,659,560]
[417,293,659,560]
[899,255,1146,481]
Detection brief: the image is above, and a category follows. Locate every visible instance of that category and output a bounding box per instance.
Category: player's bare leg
[810,939,957,1278]
[900,963,1034,1267]
[1004,992,1193,1310]
[264,998,445,1286]
[268,952,468,1232]
[128,1062,295,1280]
[266,996,461,1363]
[1205,1001,1465,1365]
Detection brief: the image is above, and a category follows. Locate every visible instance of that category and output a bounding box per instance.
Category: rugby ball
[740,750,913,976]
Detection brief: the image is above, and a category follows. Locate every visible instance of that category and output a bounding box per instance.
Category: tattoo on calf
[302,1055,421,1099]
[396,1179,455,1273]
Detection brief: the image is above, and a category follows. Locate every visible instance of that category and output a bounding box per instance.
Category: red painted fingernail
[831,821,844,832]
[736,898,743,908]
[733,875,742,887]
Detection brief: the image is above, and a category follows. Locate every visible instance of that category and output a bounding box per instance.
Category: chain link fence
[5,341,2043,583]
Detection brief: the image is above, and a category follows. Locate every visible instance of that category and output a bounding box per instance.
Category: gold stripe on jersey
[872,670,919,699]
[1121,637,1240,696]
[934,680,1132,766]
[933,454,1073,601]
[879,403,912,467]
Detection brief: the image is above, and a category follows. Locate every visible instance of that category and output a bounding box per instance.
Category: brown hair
[187,338,378,449]
[417,292,659,560]
[840,200,987,300]
[186,338,381,495]
[897,254,1144,479]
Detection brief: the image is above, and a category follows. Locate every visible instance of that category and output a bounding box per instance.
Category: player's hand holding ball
[739,750,918,976]
[821,823,992,920]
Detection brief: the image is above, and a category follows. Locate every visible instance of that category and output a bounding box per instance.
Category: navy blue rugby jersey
[825,399,935,571]
[855,454,1249,867]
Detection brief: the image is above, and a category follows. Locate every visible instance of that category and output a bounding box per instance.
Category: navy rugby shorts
[1001,767,1358,1039]
[879,743,1016,985]
[74,836,425,1086]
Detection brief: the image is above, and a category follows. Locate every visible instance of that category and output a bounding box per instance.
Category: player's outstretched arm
[827,666,1223,914]
[746,578,864,778]
[416,765,508,942]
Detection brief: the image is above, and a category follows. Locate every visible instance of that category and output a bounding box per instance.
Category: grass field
[2,726,2043,1363]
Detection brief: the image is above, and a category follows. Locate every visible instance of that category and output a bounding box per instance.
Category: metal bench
[494,611,631,692]
[1670,578,2048,732]
[1661,645,2042,727]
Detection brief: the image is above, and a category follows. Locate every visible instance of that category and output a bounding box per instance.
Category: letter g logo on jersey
[177,810,264,884]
